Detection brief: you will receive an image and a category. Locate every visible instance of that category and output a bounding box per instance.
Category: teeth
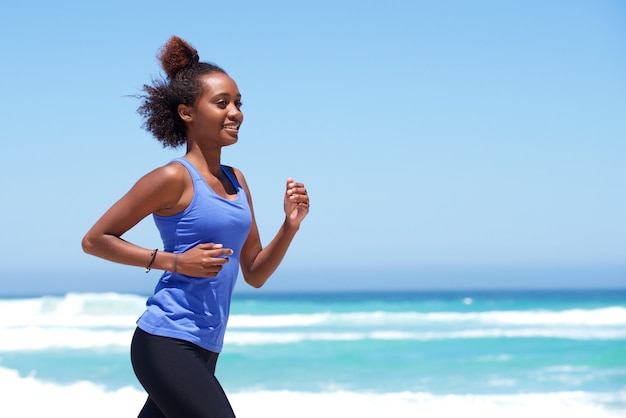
[223,125,239,129]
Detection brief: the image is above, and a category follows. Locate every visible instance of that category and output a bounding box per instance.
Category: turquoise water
[1,290,625,416]
[224,290,626,394]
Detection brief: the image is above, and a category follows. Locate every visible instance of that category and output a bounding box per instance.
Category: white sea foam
[223,327,626,345]
[281,307,626,327]
[2,325,624,352]
[0,292,144,328]
[3,293,625,329]
[1,367,624,418]
[1,293,625,351]
[0,327,133,351]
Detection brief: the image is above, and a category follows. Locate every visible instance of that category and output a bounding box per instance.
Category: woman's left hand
[284,178,309,228]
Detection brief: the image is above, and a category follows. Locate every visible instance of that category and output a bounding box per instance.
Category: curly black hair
[137,36,226,148]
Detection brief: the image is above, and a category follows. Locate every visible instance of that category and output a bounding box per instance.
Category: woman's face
[182,72,243,146]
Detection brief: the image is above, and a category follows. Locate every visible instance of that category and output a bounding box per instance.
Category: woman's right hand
[174,243,234,278]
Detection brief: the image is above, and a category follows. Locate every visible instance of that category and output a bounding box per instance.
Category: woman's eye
[215,100,242,110]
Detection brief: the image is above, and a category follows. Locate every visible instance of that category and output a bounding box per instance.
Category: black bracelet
[145,249,158,273]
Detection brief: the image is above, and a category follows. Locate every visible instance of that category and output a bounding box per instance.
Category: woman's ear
[178,104,193,122]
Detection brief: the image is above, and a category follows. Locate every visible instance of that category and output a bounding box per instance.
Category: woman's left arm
[237,170,309,288]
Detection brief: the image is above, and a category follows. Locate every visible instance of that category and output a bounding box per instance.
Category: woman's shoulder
[133,160,189,195]
[146,159,189,180]
[132,160,192,214]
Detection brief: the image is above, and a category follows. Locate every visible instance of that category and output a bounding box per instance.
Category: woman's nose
[228,107,242,120]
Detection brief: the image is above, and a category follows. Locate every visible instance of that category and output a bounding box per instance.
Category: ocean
[1,289,625,417]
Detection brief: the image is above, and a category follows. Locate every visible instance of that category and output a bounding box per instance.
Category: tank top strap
[173,158,241,191]
[173,158,204,182]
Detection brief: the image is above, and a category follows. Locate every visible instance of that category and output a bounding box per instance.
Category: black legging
[131,327,236,418]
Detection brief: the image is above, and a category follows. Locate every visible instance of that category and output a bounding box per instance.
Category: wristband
[145,249,158,273]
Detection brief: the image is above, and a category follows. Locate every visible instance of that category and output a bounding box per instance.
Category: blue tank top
[136,158,252,352]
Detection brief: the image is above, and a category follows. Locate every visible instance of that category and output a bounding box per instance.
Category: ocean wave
[2,293,625,351]
[0,327,133,351]
[0,292,145,328]
[224,328,626,345]
[228,307,626,328]
[2,293,625,330]
[2,326,624,352]
[1,366,624,418]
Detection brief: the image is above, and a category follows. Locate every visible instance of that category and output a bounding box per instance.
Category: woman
[82,36,309,417]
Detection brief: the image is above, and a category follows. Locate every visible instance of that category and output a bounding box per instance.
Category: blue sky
[1,0,624,295]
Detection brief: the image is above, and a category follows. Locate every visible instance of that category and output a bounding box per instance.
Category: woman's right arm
[81,163,186,272]
[82,163,233,276]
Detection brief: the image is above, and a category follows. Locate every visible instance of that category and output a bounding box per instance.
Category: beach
[1,290,625,417]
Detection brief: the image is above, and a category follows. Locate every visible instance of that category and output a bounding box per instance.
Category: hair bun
[158,36,200,79]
